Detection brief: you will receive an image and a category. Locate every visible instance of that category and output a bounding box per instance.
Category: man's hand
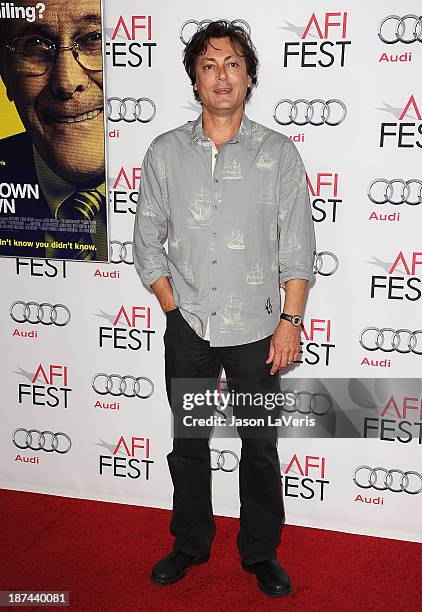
[266,320,301,375]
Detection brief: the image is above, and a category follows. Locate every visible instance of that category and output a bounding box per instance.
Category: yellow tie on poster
[46,189,107,261]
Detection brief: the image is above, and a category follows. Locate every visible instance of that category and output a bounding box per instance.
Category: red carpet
[1,488,419,611]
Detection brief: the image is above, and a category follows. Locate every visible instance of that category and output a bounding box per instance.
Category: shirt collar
[191,112,252,150]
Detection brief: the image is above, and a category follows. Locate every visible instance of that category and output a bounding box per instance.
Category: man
[0,0,107,260]
[133,21,316,597]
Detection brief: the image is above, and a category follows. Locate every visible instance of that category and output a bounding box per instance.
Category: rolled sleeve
[277,141,316,284]
[133,140,171,290]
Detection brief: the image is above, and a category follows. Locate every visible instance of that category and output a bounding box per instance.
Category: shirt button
[213,205,218,209]
[212,287,217,291]
[214,178,219,183]
[212,260,217,264]
[211,312,217,316]
[214,153,218,158]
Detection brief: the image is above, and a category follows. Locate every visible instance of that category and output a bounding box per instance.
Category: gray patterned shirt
[133,113,316,347]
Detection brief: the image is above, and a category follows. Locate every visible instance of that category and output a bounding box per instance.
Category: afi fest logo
[99,435,154,480]
[17,363,71,409]
[298,318,335,366]
[281,12,351,67]
[307,171,342,223]
[369,251,422,301]
[109,166,141,214]
[105,15,156,68]
[379,95,422,148]
[97,305,155,351]
[281,454,329,501]
[364,394,422,445]
[15,258,67,279]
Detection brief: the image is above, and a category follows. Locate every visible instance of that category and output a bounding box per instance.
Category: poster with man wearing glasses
[0,0,109,261]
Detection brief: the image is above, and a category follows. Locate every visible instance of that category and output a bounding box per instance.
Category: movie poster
[0,0,109,261]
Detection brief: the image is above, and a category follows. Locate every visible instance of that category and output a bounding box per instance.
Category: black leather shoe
[242,559,292,597]
[151,550,210,585]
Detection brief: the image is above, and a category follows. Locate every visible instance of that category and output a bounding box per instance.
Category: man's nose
[48,48,89,99]
[216,65,228,80]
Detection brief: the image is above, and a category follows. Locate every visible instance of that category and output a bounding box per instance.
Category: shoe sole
[242,562,292,597]
[150,553,210,586]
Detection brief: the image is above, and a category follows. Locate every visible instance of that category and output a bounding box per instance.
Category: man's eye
[78,31,102,49]
[203,64,214,70]
[17,36,53,56]
[228,62,239,67]
[22,36,52,51]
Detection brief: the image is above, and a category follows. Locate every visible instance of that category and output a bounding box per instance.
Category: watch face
[291,315,302,327]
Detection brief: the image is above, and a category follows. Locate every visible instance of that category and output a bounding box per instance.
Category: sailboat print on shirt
[246,264,264,285]
[223,158,243,180]
[223,230,245,250]
[180,260,195,283]
[187,187,211,228]
[139,200,157,217]
[256,151,277,170]
[219,293,246,333]
[257,179,277,205]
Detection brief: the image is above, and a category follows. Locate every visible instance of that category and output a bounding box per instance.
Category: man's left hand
[266,320,301,375]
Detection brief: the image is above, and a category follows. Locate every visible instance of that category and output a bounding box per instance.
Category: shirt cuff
[279,267,315,284]
[140,267,172,290]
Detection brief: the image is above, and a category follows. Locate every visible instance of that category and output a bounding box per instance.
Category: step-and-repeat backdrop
[1,1,421,543]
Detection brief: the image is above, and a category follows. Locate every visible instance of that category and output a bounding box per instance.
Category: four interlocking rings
[280,391,332,415]
[210,449,239,472]
[273,99,347,126]
[313,251,339,276]
[110,240,134,264]
[359,327,422,354]
[10,301,71,326]
[107,97,156,123]
[13,428,72,453]
[378,15,422,44]
[179,19,251,45]
[368,179,422,205]
[353,466,422,494]
[92,373,154,399]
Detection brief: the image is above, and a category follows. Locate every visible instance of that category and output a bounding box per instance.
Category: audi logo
[107,97,156,123]
[273,99,347,127]
[13,428,72,453]
[313,251,339,276]
[10,301,71,326]
[179,19,251,45]
[353,466,422,494]
[92,373,154,399]
[281,391,332,416]
[110,241,133,264]
[368,179,422,206]
[210,449,239,472]
[359,327,422,354]
[378,15,422,44]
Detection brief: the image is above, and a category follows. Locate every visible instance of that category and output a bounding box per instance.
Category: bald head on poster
[0,0,105,185]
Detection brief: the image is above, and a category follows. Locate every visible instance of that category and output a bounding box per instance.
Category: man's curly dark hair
[183,20,259,102]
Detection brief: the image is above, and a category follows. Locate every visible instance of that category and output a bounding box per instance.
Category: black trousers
[164,308,285,564]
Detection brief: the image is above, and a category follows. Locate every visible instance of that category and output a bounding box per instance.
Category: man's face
[194,37,252,115]
[0,0,104,185]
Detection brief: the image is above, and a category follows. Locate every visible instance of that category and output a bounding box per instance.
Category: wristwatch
[280,313,302,327]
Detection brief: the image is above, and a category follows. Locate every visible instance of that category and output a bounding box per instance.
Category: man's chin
[47,156,104,186]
